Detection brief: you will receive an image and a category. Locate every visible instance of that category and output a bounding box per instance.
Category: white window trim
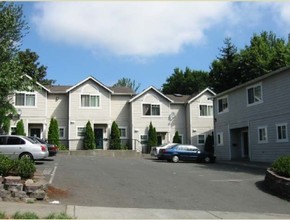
[258,126,268,144]
[14,91,37,108]
[247,83,263,107]
[276,123,288,143]
[197,134,206,145]
[199,104,213,117]
[77,126,86,138]
[217,132,223,146]
[79,93,101,109]
[217,96,229,114]
[141,103,161,117]
[59,127,66,140]
[119,127,127,139]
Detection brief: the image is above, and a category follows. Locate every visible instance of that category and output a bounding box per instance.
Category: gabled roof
[214,65,290,98]
[188,88,216,103]
[129,86,173,103]
[108,86,135,95]
[24,74,50,92]
[45,85,71,93]
[165,94,192,104]
[66,76,114,93]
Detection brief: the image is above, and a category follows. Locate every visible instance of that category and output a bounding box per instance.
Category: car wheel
[172,155,179,163]
[19,153,34,161]
[204,156,211,163]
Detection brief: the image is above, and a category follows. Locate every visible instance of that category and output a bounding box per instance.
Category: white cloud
[32,1,232,57]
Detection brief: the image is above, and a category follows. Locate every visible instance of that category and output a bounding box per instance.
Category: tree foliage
[84,121,96,150]
[204,134,214,153]
[161,67,209,95]
[48,118,59,146]
[15,119,25,135]
[113,77,140,93]
[209,31,290,93]
[173,131,181,144]
[147,122,157,152]
[110,121,121,149]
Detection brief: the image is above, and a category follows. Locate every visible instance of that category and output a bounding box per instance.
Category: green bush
[16,119,26,136]
[83,121,96,150]
[173,131,181,144]
[12,212,39,219]
[48,118,60,146]
[110,121,121,149]
[0,154,16,176]
[15,157,36,179]
[271,155,290,178]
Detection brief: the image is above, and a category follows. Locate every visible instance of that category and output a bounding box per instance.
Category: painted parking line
[49,163,58,184]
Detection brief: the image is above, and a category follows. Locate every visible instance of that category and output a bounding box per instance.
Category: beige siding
[170,104,187,143]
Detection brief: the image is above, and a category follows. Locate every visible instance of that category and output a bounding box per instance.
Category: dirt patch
[46,185,70,199]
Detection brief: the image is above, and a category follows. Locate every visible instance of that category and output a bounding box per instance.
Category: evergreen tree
[204,134,214,153]
[148,122,157,152]
[48,118,59,146]
[83,121,96,150]
[173,131,181,143]
[110,121,121,149]
[15,119,25,135]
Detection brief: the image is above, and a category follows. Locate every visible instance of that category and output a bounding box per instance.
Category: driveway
[36,154,290,214]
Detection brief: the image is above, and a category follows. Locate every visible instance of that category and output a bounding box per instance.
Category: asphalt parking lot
[36,154,290,215]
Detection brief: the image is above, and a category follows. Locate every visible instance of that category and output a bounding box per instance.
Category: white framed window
[15,92,36,107]
[217,96,228,114]
[81,94,100,107]
[140,135,148,144]
[199,105,213,117]
[119,127,127,139]
[77,127,86,137]
[217,132,223,146]
[10,126,16,135]
[258,126,268,143]
[142,104,160,116]
[59,127,66,139]
[198,134,205,145]
[247,83,263,106]
[276,123,288,142]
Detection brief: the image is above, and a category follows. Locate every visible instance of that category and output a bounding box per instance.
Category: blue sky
[19,1,290,92]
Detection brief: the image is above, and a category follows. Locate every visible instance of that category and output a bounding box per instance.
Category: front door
[242,131,249,158]
[30,128,41,138]
[94,128,103,149]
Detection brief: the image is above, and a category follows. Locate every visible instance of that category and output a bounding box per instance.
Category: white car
[150,143,178,158]
[0,135,49,160]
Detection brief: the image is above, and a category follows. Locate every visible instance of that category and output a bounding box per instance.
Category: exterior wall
[189,92,214,151]
[170,104,187,144]
[68,80,112,150]
[214,69,290,162]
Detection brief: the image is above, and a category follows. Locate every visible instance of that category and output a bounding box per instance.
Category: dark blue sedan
[157,144,216,163]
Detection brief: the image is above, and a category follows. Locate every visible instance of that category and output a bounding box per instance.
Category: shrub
[204,134,214,153]
[46,212,72,219]
[173,131,181,144]
[271,155,290,178]
[15,157,36,179]
[110,121,121,149]
[16,119,26,136]
[148,122,157,152]
[12,212,39,219]
[0,154,16,176]
[83,121,96,150]
[48,118,60,146]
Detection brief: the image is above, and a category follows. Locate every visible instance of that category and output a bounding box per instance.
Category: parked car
[158,144,216,163]
[0,135,49,160]
[28,136,58,157]
[150,143,178,158]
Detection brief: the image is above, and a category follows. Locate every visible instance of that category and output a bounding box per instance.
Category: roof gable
[129,86,173,103]
[188,88,216,103]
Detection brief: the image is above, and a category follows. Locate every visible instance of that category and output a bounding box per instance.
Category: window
[217,96,228,113]
[276,123,288,142]
[119,128,127,139]
[142,104,160,116]
[217,132,223,146]
[199,105,213,116]
[140,135,148,144]
[15,92,36,106]
[81,95,100,107]
[247,84,262,105]
[59,127,65,139]
[10,127,16,135]
[258,126,268,143]
[7,137,25,145]
[77,127,86,137]
[198,135,205,145]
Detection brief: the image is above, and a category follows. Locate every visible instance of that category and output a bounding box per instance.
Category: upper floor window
[15,92,36,106]
[247,84,262,106]
[199,105,213,116]
[81,95,100,107]
[258,126,268,143]
[276,123,288,142]
[142,104,160,116]
[217,96,228,113]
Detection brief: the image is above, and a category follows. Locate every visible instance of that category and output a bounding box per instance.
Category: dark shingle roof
[108,86,135,95]
[45,85,71,93]
[165,94,192,103]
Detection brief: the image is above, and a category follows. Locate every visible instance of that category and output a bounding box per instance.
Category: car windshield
[24,137,38,144]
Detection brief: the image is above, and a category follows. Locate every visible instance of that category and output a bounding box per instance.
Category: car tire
[204,156,211,163]
[172,155,179,163]
[19,153,34,161]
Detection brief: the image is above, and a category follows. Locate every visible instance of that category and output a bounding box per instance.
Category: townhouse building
[10,76,215,152]
[213,66,290,163]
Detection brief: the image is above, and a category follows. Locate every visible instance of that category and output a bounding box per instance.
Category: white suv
[0,135,49,160]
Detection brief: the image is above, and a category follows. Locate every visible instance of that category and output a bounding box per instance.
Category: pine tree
[83,121,96,150]
[148,122,157,152]
[110,121,121,149]
[15,119,25,135]
[173,131,181,143]
[48,118,59,146]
